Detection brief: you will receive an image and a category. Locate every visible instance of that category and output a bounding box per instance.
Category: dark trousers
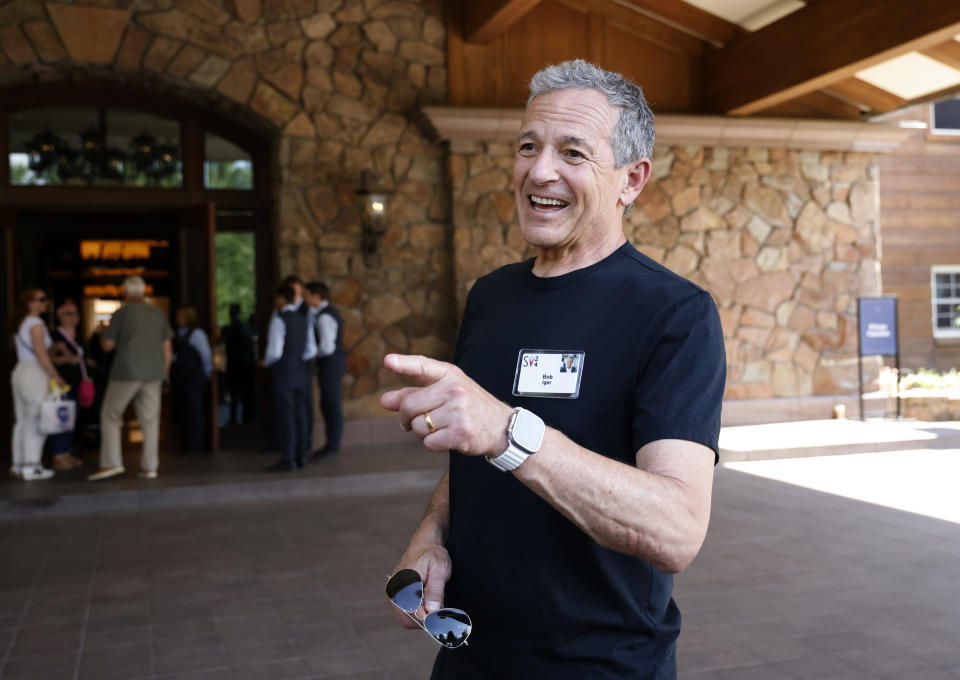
[174,379,206,450]
[303,361,315,449]
[318,360,345,451]
[227,365,254,424]
[272,380,308,467]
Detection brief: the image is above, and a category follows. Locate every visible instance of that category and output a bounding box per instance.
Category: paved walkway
[1,419,959,678]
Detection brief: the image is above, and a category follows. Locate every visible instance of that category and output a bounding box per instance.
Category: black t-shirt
[433,242,725,680]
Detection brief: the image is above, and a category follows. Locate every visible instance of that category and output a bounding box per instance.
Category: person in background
[263,284,309,472]
[88,276,173,481]
[266,275,316,452]
[222,303,256,425]
[305,281,346,459]
[10,287,65,481]
[48,299,89,470]
[281,274,318,448]
[171,306,212,452]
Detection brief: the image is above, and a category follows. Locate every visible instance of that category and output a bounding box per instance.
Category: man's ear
[619,158,652,207]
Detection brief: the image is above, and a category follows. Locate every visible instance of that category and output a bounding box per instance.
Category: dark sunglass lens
[385,569,423,613]
[424,608,472,648]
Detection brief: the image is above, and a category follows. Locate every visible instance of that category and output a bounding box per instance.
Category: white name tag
[512,349,585,399]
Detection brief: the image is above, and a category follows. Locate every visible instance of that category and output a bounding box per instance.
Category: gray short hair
[123,275,146,297]
[528,59,655,166]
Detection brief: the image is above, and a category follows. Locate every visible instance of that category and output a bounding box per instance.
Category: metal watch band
[485,442,529,472]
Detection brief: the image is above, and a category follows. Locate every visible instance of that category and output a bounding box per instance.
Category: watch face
[511,409,545,453]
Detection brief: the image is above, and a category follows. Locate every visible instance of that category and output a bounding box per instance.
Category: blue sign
[859,297,898,355]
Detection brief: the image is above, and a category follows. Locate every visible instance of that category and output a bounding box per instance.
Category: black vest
[171,328,205,386]
[316,304,346,369]
[272,309,307,389]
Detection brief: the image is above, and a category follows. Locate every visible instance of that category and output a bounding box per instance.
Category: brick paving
[2,447,960,678]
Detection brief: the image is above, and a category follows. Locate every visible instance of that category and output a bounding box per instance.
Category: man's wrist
[488,404,514,456]
[486,407,546,471]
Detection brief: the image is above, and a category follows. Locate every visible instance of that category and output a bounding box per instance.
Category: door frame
[0,81,275,459]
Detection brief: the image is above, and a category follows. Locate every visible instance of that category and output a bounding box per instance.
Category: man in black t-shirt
[381,60,725,679]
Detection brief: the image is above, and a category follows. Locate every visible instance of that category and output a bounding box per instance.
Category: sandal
[53,454,77,471]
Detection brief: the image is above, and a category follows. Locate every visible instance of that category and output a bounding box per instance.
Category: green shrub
[899,368,960,391]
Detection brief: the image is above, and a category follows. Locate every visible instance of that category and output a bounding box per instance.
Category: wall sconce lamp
[358,172,391,267]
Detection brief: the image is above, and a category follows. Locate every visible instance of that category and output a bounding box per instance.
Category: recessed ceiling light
[856,52,960,101]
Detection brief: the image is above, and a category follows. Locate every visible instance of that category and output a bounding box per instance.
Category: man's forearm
[408,471,450,550]
[512,430,714,573]
[163,340,172,376]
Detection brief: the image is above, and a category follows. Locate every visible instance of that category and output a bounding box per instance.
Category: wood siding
[879,137,960,371]
[448,0,701,110]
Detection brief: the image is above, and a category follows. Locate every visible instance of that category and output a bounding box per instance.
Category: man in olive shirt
[88,276,174,481]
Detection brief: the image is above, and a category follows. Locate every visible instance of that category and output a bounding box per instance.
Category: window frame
[931,265,960,339]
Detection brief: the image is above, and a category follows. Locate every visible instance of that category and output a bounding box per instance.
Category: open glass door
[178,202,219,452]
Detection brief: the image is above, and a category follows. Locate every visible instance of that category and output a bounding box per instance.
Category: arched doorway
[1,80,274,459]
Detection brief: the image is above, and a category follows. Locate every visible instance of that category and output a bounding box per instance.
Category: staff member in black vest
[305,281,346,459]
[263,284,309,471]
[171,306,212,452]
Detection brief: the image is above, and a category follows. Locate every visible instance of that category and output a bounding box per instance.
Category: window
[204,133,253,190]
[8,107,182,187]
[931,98,960,136]
[215,232,256,327]
[932,266,960,338]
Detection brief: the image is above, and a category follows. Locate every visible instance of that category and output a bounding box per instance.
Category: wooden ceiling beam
[823,77,908,114]
[610,0,743,46]
[702,0,960,115]
[459,0,544,43]
[922,40,960,71]
[762,90,864,120]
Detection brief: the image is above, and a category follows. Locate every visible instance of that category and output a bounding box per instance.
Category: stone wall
[450,142,881,399]
[0,0,455,417]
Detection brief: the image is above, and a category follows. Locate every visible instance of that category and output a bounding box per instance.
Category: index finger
[383,354,450,385]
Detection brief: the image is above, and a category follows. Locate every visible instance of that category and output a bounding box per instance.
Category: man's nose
[527,149,560,182]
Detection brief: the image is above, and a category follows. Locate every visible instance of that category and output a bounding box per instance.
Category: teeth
[531,195,568,207]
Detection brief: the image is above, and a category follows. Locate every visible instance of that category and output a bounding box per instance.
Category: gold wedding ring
[424,411,437,433]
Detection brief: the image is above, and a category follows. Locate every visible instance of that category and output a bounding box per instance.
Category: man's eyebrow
[517,130,538,143]
[517,131,595,154]
[560,135,594,153]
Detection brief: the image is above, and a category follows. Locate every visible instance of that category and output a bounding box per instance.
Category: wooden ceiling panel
[557,0,704,56]
[461,0,545,43]
[611,0,743,46]
[703,0,960,115]
[922,40,960,71]
[823,77,908,115]
[762,91,864,120]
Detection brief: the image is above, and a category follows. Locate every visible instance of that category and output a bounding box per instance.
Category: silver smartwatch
[486,407,545,472]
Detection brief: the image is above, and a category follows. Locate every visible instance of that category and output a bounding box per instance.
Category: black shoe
[295,459,307,469]
[311,446,340,460]
[265,461,295,472]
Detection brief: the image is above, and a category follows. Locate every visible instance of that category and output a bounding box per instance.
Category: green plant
[899,368,960,391]
[215,232,256,328]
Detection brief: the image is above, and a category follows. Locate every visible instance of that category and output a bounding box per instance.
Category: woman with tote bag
[49,299,93,470]
[10,287,67,480]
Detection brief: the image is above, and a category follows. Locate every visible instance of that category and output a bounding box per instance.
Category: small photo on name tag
[512,349,585,399]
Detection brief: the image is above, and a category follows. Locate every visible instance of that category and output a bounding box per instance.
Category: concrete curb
[0,468,445,521]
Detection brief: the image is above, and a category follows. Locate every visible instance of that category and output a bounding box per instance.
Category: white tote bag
[39,391,76,435]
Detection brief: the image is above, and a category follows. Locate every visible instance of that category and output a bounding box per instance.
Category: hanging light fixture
[25,129,61,174]
[22,111,181,185]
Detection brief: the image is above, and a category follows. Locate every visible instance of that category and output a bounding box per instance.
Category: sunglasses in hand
[385,569,472,649]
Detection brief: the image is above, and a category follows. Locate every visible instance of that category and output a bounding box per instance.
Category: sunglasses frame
[385,569,472,649]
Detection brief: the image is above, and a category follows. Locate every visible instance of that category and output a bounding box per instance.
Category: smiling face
[513,88,650,269]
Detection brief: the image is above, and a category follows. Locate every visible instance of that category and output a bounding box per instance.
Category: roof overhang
[421,107,917,152]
